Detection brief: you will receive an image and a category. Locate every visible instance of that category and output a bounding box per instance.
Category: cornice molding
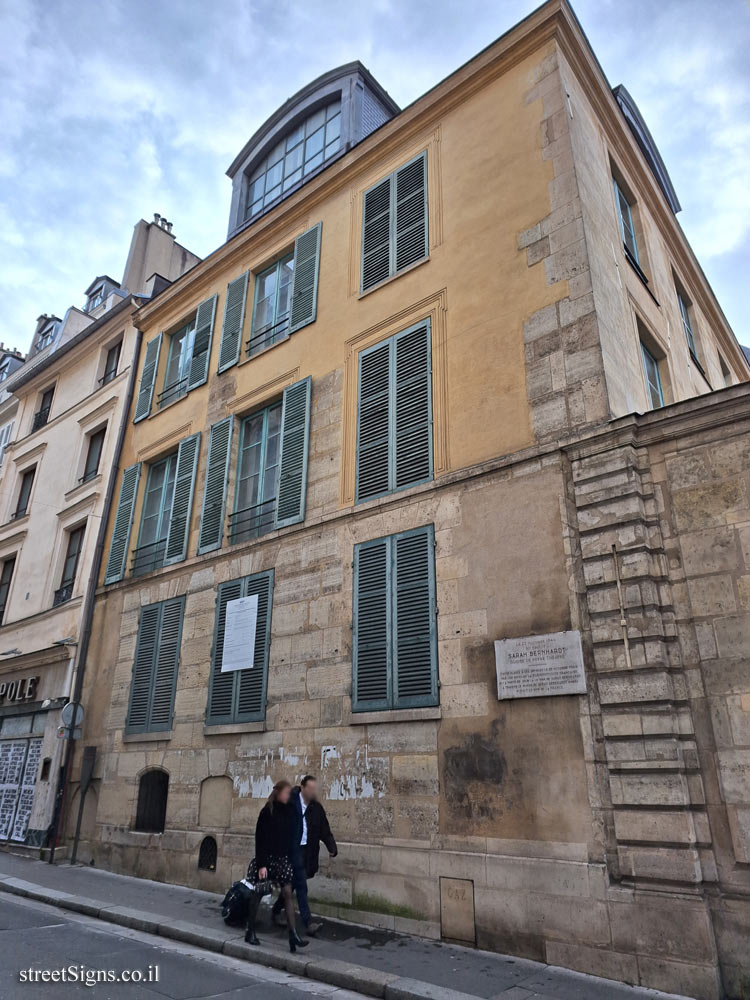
[136,421,193,462]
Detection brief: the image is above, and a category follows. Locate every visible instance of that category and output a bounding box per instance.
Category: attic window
[244,100,341,221]
[35,327,55,354]
[87,287,105,312]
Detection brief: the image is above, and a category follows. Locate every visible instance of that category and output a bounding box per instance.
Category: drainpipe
[48,319,143,863]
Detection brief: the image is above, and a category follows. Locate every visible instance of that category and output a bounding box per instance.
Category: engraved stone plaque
[494,630,586,700]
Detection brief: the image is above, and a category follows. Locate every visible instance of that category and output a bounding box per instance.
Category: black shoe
[245,890,263,947]
[288,929,309,953]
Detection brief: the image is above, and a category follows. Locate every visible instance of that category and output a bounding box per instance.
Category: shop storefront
[0,652,71,849]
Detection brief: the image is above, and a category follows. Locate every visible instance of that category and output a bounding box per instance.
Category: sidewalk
[0,852,689,1000]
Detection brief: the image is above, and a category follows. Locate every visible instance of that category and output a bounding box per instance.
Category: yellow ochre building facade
[65,3,750,998]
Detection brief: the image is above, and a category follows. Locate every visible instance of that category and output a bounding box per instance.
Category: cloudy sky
[1,0,748,354]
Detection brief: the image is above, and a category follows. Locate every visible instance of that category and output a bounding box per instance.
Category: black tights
[280,883,296,932]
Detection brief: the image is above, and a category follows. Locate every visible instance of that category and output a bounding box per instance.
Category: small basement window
[198,836,217,871]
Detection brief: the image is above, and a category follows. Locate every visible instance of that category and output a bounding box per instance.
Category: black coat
[291,787,337,878]
[254,801,295,870]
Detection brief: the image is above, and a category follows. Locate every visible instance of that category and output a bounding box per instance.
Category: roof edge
[5,295,139,394]
[226,60,400,178]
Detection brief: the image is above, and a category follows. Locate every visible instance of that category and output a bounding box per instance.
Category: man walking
[272,775,337,935]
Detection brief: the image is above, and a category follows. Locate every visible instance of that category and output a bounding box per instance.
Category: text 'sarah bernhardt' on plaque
[494,630,586,700]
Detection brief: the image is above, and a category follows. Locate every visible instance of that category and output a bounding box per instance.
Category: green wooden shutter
[352,538,390,711]
[394,321,432,490]
[104,463,141,584]
[289,223,322,333]
[149,596,185,730]
[394,153,428,273]
[187,295,217,390]
[164,433,200,565]
[126,604,159,731]
[218,272,249,372]
[236,572,273,720]
[198,418,233,554]
[361,176,392,291]
[126,597,185,734]
[356,341,391,502]
[275,377,311,528]
[134,334,162,422]
[206,572,273,725]
[393,526,437,708]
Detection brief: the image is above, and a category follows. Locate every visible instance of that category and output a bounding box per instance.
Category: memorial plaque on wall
[494,630,586,700]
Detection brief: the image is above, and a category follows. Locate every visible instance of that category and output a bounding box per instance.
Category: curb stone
[305,957,398,997]
[385,979,482,1000]
[0,877,478,1000]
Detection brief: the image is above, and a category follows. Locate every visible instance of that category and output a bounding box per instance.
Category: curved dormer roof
[613,85,681,215]
[226,62,399,238]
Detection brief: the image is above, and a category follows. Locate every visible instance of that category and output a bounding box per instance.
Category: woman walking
[245,780,309,953]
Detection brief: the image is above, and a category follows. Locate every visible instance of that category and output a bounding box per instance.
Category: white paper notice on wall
[494,630,586,699]
[221,594,259,672]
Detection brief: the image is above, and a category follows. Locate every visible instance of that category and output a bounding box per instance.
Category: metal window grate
[198,836,217,871]
[32,407,51,432]
[229,499,277,544]
[131,540,167,577]
[53,584,73,607]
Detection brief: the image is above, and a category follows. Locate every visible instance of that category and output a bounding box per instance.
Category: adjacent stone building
[0,218,198,850]
[63,2,748,997]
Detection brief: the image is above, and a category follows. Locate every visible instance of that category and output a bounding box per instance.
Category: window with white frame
[81,426,106,484]
[613,176,640,266]
[675,286,698,359]
[0,422,13,467]
[100,341,121,386]
[0,555,16,624]
[641,342,665,410]
[54,524,85,606]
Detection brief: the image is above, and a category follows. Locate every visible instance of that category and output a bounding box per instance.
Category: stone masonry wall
[518,47,611,442]
[67,381,750,999]
[564,389,750,999]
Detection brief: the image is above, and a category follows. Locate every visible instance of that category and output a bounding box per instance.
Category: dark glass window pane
[135,770,169,833]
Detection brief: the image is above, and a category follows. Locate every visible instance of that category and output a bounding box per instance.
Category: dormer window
[0,360,9,383]
[87,286,105,312]
[35,326,55,354]
[244,100,341,222]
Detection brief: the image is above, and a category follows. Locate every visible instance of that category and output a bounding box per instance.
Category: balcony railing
[246,315,289,357]
[53,583,73,607]
[78,468,99,485]
[131,540,167,577]
[157,377,188,409]
[98,368,117,386]
[32,407,51,432]
[228,498,276,544]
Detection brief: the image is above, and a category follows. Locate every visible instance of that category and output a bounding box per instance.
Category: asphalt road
[0,893,366,1000]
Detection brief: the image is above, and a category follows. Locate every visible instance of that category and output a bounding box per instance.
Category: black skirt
[247,854,294,888]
